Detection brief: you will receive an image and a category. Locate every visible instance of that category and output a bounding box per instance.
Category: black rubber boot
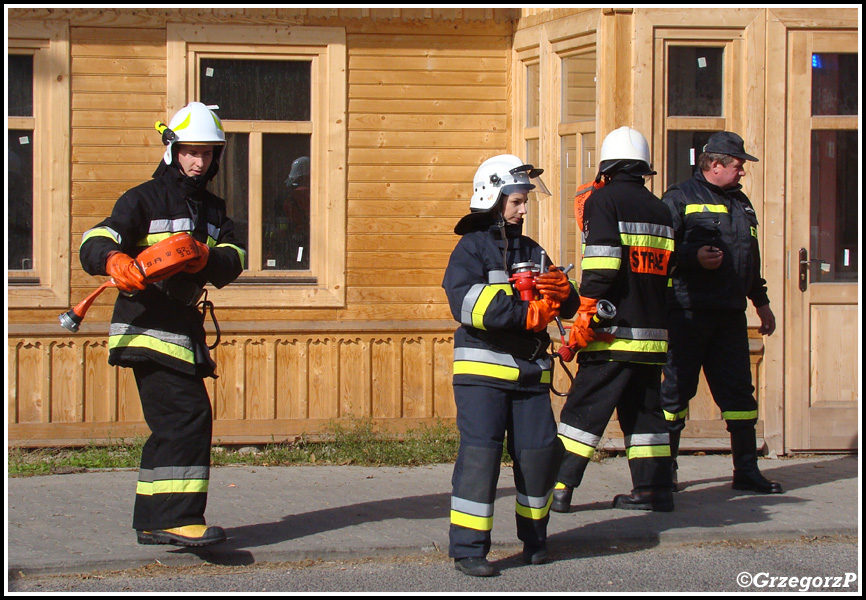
[141,524,227,547]
[612,488,674,512]
[550,484,573,513]
[730,428,783,494]
[523,543,549,565]
[454,557,496,577]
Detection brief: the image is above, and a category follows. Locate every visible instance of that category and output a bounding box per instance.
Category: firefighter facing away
[79,102,246,546]
[551,127,676,514]
[442,154,580,577]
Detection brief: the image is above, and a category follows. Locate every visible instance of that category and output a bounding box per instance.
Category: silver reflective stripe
[109,323,194,351]
[451,496,494,518]
[605,327,668,341]
[619,221,675,239]
[488,270,509,284]
[557,422,601,447]
[460,283,488,325]
[454,347,519,368]
[138,465,210,483]
[625,433,670,447]
[516,491,552,510]
[148,218,194,234]
[583,245,622,258]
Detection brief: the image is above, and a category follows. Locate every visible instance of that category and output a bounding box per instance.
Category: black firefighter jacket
[662,170,770,312]
[578,172,675,365]
[442,222,579,392]
[79,163,246,377]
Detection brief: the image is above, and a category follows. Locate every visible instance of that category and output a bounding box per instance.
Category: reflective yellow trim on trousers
[559,434,595,459]
[722,410,758,421]
[626,445,671,459]
[515,494,553,521]
[136,479,209,495]
[454,361,520,381]
[109,334,195,365]
[450,510,493,531]
[663,407,689,422]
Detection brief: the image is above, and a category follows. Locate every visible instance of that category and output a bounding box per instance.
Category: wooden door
[786,30,859,451]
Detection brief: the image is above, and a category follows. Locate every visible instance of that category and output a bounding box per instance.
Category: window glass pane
[262,134,311,271]
[526,62,540,128]
[666,130,715,189]
[667,47,724,116]
[523,138,540,239]
[200,59,311,121]
[8,55,34,117]
[9,129,34,270]
[210,132,249,263]
[562,52,596,122]
[810,130,858,282]
[811,53,858,116]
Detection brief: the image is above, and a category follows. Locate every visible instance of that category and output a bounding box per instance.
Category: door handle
[798,248,831,291]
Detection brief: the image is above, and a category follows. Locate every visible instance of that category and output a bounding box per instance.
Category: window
[167,24,347,308]
[661,41,736,191]
[7,21,70,308]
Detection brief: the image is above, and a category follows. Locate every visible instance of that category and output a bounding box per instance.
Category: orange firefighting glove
[526,297,561,333]
[183,240,211,273]
[105,252,147,292]
[535,265,571,304]
[568,297,614,349]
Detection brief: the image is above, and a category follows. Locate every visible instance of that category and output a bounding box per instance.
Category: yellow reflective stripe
[559,434,595,459]
[685,204,729,215]
[136,479,209,496]
[109,334,195,365]
[172,112,193,131]
[584,338,668,354]
[554,482,568,490]
[81,228,119,247]
[471,284,513,330]
[750,226,757,238]
[626,445,671,459]
[540,370,551,384]
[454,361,520,381]
[515,494,553,521]
[722,410,758,421]
[619,234,675,252]
[581,256,621,271]
[664,408,689,422]
[217,242,247,268]
[450,510,493,531]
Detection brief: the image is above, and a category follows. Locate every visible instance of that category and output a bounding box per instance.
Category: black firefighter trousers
[449,384,564,559]
[557,361,672,493]
[132,364,213,532]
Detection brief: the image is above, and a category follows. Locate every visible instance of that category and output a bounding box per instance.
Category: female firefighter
[442,154,579,577]
[79,102,246,547]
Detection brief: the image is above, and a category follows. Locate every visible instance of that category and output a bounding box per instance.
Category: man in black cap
[660,131,782,495]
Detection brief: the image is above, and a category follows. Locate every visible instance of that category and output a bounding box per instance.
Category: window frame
[167,24,347,308]
[7,20,71,309]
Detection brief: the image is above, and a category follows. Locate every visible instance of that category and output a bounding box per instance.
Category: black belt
[469,328,551,361]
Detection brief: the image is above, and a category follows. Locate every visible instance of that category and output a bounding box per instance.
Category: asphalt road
[9,535,859,594]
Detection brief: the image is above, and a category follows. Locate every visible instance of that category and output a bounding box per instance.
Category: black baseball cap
[703,131,759,162]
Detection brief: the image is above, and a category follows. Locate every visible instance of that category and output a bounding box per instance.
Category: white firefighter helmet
[160,102,226,166]
[598,126,653,175]
[470,154,550,212]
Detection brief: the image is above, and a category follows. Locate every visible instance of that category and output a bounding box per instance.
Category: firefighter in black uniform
[443,154,579,577]
[660,131,781,494]
[79,102,246,546]
[551,127,676,514]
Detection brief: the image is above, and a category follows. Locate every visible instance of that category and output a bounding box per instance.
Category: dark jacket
[662,170,769,311]
[442,222,579,391]
[79,163,246,377]
[578,172,674,365]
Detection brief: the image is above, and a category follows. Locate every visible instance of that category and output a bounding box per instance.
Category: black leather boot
[612,488,674,512]
[730,428,783,494]
[550,484,573,513]
[670,429,681,492]
[454,556,496,577]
